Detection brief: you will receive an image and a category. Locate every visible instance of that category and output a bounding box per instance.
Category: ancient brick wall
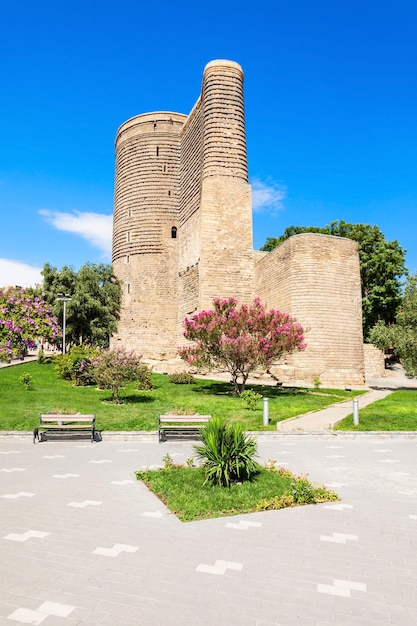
[255,234,365,386]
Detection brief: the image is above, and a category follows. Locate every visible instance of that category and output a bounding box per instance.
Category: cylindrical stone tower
[198,60,254,309]
[112,111,187,358]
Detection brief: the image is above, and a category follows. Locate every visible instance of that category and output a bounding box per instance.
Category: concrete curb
[3,429,417,441]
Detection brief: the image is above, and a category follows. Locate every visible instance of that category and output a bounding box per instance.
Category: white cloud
[0,259,43,288]
[251,178,286,215]
[39,209,112,257]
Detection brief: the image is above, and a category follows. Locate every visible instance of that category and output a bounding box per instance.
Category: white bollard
[263,397,269,426]
[353,398,359,426]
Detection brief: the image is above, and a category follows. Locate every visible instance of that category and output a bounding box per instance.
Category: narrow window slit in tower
[156,146,159,157]
[126,255,130,263]
[163,164,166,172]
[168,190,171,196]
[127,283,130,294]
[171,226,177,239]
[154,122,157,130]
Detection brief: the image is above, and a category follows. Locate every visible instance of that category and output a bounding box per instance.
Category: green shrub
[168,371,195,384]
[37,349,45,364]
[54,345,97,386]
[241,389,262,410]
[137,364,153,390]
[194,416,260,487]
[19,372,33,390]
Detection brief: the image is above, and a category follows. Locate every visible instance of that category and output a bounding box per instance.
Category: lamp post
[56,294,72,354]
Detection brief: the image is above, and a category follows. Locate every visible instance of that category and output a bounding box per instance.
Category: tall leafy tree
[261,220,407,338]
[369,273,417,377]
[178,297,305,394]
[41,262,122,348]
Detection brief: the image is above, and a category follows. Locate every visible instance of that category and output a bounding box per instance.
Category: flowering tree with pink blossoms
[178,297,306,394]
[90,348,145,404]
[0,287,61,362]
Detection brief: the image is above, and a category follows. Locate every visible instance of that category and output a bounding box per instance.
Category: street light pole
[56,294,72,354]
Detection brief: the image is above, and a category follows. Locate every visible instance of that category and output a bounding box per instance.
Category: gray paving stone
[1,436,417,625]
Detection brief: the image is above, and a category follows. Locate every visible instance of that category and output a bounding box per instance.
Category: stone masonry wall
[256,234,365,386]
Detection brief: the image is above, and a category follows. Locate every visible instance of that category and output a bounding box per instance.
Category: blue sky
[1,0,416,287]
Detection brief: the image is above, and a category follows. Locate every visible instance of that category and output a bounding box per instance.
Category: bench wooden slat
[158,414,211,442]
[34,414,96,443]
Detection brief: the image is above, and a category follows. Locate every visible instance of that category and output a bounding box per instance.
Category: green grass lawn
[0,360,363,431]
[136,464,339,521]
[335,389,417,430]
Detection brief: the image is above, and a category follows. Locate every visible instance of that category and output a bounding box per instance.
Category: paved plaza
[1,434,416,625]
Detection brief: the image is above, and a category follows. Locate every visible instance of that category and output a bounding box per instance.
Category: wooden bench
[34,414,96,443]
[158,414,212,443]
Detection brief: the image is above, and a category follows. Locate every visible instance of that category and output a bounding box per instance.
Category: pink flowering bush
[178,297,306,394]
[0,287,61,362]
[90,348,144,404]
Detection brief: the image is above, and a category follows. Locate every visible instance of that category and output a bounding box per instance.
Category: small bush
[54,345,97,386]
[137,364,153,390]
[241,389,262,410]
[194,416,260,487]
[19,372,33,390]
[168,372,195,384]
[37,349,45,364]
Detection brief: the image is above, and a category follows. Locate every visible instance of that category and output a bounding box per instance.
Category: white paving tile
[93,543,139,557]
[42,455,65,459]
[323,503,353,511]
[379,459,400,463]
[317,583,350,597]
[373,449,392,453]
[142,511,164,518]
[111,479,134,485]
[196,559,243,575]
[89,459,113,464]
[320,532,358,543]
[408,515,417,520]
[329,466,348,471]
[67,500,102,508]
[0,467,26,472]
[326,482,349,488]
[317,578,367,597]
[325,446,344,449]
[38,601,75,617]
[225,520,262,530]
[118,448,138,452]
[1,492,35,499]
[52,473,80,479]
[7,601,75,624]
[334,578,367,592]
[7,607,47,624]
[326,455,345,458]
[4,530,49,542]
[0,450,20,455]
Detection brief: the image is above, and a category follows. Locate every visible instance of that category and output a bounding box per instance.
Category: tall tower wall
[255,233,365,386]
[198,60,254,310]
[112,112,186,357]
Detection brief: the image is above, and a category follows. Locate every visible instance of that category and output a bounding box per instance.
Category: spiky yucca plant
[194,417,259,487]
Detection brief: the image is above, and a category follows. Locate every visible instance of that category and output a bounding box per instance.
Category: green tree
[369,273,417,377]
[90,348,144,404]
[261,220,407,338]
[178,297,305,394]
[41,262,122,348]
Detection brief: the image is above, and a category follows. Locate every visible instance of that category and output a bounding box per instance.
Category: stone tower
[112,59,365,386]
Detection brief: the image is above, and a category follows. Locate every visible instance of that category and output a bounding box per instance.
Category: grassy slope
[0,361,363,431]
[335,389,417,431]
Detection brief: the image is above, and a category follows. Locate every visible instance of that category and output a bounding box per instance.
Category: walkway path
[1,435,416,625]
[278,388,394,431]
